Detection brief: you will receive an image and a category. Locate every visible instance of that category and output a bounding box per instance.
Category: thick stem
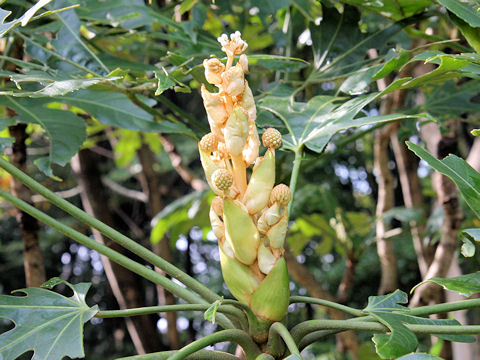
[289,296,363,317]
[166,330,262,360]
[0,156,221,304]
[118,349,240,360]
[268,322,300,357]
[288,148,303,216]
[0,188,235,330]
[292,319,480,344]
[97,304,244,320]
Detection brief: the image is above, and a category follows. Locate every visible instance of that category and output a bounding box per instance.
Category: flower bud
[203,58,225,85]
[250,257,289,321]
[239,54,248,73]
[269,184,291,207]
[243,125,260,166]
[258,243,276,275]
[243,149,275,214]
[199,132,219,153]
[219,245,259,305]
[209,204,225,240]
[199,147,224,195]
[266,214,288,249]
[224,107,249,156]
[239,83,256,122]
[201,85,228,126]
[212,169,233,192]
[262,128,282,149]
[221,63,245,97]
[223,199,259,265]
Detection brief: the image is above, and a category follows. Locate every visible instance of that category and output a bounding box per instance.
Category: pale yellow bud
[224,107,249,156]
[209,205,225,240]
[239,82,256,122]
[201,84,228,126]
[257,203,281,234]
[243,149,275,214]
[239,54,248,73]
[221,63,245,97]
[223,199,260,265]
[203,58,225,85]
[258,243,276,275]
[243,125,260,166]
[199,147,224,196]
[266,214,288,249]
[211,196,224,216]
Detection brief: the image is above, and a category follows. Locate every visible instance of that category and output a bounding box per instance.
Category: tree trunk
[71,149,163,354]
[137,142,180,349]
[8,124,46,288]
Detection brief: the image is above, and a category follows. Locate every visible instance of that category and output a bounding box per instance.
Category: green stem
[292,319,480,343]
[166,330,262,360]
[0,188,237,329]
[0,156,220,304]
[118,349,240,360]
[97,304,241,319]
[268,322,301,357]
[290,296,363,317]
[288,147,303,216]
[297,298,480,350]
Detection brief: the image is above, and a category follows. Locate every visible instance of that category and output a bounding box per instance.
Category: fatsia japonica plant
[2,1,480,360]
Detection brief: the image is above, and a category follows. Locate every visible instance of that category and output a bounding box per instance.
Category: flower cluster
[199,32,291,323]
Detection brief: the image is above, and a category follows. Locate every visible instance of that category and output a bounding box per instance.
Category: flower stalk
[199,32,292,332]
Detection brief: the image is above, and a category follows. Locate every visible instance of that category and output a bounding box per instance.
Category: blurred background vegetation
[1,0,480,359]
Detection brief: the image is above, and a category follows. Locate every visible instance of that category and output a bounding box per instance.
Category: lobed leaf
[0,279,98,360]
[411,272,480,297]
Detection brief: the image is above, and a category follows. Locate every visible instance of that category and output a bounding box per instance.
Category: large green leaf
[421,80,480,119]
[450,12,480,53]
[0,71,118,97]
[363,290,473,359]
[397,354,443,360]
[406,142,480,219]
[0,96,86,176]
[0,278,98,360]
[0,0,67,37]
[55,90,194,136]
[260,89,418,153]
[438,0,480,27]
[412,272,480,297]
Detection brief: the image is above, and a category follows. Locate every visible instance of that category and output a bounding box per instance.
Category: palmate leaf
[259,87,419,154]
[0,0,54,37]
[412,272,480,297]
[363,290,473,359]
[406,142,480,219]
[0,278,98,360]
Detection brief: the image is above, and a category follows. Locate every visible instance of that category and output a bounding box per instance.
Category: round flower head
[212,169,233,191]
[262,128,282,149]
[199,133,219,153]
